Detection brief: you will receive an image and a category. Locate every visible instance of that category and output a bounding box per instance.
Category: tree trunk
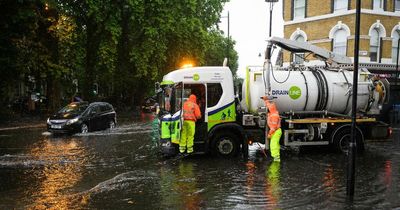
[114,5,132,102]
[46,75,61,113]
[84,19,101,102]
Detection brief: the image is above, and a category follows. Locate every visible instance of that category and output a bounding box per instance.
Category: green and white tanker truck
[156,37,391,157]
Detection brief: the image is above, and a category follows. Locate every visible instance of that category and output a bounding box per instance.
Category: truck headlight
[66,118,79,125]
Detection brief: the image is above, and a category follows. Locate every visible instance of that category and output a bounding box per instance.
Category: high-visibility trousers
[180,120,195,153]
[270,128,282,160]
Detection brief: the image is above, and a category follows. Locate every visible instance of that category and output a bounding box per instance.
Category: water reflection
[323,165,337,196]
[383,160,392,187]
[26,138,88,209]
[265,161,281,209]
[177,162,202,209]
[160,161,203,209]
[245,161,255,196]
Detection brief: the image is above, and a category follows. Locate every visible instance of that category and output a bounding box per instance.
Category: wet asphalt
[0,122,399,209]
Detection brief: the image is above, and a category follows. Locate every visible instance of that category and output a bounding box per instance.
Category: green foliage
[204,28,239,75]
[0,0,239,110]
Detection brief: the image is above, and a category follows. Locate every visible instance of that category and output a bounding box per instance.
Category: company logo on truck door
[272,86,301,100]
[183,73,200,81]
[193,74,200,81]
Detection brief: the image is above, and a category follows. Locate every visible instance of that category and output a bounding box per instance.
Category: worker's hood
[188,94,197,103]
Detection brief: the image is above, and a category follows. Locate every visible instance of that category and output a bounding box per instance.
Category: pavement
[0,123,46,131]
[0,117,46,131]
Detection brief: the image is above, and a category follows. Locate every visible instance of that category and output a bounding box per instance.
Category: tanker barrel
[244,68,374,115]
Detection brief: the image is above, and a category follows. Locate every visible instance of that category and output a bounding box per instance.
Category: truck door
[181,83,208,153]
[194,84,207,148]
[170,83,184,144]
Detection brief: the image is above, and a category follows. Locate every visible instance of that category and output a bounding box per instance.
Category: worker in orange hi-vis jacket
[263,96,282,162]
[181,94,201,154]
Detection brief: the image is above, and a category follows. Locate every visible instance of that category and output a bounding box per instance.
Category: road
[0,122,399,209]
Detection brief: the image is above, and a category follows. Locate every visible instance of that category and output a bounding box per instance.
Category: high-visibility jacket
[268,112,281,135]
[183,94,201,121]
[264,99,281,136]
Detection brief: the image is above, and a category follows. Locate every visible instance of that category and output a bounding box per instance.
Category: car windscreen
[58,103,88,115]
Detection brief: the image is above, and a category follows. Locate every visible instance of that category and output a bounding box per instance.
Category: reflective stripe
[160,121,171,139]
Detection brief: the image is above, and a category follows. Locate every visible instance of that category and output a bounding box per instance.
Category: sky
[219,0,284,78]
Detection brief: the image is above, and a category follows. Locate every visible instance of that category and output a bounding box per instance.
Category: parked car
[47,101,117,134]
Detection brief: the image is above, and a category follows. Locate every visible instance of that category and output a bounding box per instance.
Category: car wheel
[81,123,89,134]
[109,120,116,130]
[212,132,239,157]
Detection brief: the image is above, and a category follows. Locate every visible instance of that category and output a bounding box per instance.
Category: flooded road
[0,122,399,209]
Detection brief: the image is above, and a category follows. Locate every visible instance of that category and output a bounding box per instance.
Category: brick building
[282,0,400,74]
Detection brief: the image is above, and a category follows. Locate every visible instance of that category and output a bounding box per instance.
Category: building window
[370,28,381,62]
[392,30,400,63]
[333,29,348,55]
[293,0,306,19]
[334,0,348,12]
[293,35,305,64]
[396,0,400,11]
[373,0,384,10]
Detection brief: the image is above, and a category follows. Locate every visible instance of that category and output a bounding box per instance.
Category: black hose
[271,62,291,84]
[340,71,351,113]
[312,69,329,111]
[299,70,309,110]
[262,45,273,94]
[317,69,329,110]
[312,70,323,110]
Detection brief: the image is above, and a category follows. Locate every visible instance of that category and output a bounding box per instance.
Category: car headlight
[47,118,50,125]
[66,118,79,125]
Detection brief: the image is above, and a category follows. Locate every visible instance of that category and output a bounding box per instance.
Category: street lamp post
[396,38,399,86]
[221,12,230,65]
[347,0,361,198]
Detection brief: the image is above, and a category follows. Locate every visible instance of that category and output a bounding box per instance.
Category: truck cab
[157,67,247,157]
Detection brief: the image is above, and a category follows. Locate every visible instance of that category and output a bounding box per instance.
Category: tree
[0,0,77,112]
[0,0,239,117]
[203,28,238,75]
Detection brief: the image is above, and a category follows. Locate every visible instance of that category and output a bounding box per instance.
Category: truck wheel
[212,132,239,157]
[332,125,364,153]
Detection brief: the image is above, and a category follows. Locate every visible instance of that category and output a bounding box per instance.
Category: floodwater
[0,122,399,209]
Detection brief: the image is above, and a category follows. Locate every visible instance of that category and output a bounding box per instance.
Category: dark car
[47,101,117,134]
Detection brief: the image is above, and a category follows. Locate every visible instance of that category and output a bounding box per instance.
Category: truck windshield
[159,86,172,113]
[158,83,184,114]
[172,83,183,113]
